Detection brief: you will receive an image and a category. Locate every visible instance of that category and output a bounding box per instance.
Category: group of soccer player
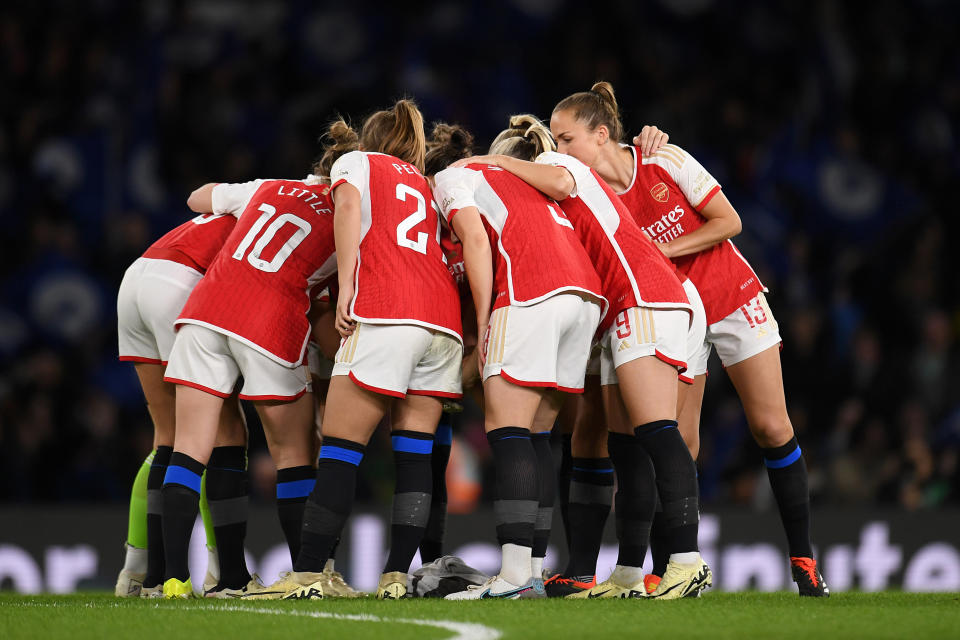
[113,81,829,601]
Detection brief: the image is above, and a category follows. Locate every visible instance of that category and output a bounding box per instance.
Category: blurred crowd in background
[1,0,958,514]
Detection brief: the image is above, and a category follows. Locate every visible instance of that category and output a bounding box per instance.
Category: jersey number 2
[395,184,429,254]
[232,203,312,273]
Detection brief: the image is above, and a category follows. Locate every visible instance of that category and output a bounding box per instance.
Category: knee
[749,416,794,449]
[680,429,700,459]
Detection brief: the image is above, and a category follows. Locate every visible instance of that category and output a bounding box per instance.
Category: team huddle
[113,81,829,601]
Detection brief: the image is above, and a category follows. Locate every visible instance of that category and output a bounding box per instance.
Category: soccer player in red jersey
[157,172,338,599]
[116,212,243,598]
[430,117,605,600]
[550,82,828,597]
[251,100,463,601]
[456,119,712,599]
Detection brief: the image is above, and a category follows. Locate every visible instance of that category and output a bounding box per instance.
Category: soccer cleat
[791,557,829,597]
[139,584,163,599]
[162,577,196,599]
[322,568,365,598]
[202,545,219,594]
[565,574,646,599]
[375,571,410,599]
[239,571,325,600]
[203,574,264,599]
[444,574,544,600]
[649,556,712,600]
[643,574,661,595]
[115,543,146,597]
[543,574,596,598]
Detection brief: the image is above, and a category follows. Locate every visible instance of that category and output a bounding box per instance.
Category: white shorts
[585,342,601,377]
[332,323,463,399]
[681,279,708,384]
[117,258,202,365]
[599,306,689,386]
[165,324,311,401]
[308,342,334,381]
[688,291,782,373]
[483,294,601,393]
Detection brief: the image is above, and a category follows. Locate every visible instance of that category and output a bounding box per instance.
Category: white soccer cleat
[444,574,544,600]
[114,543,147,597]
[649,555,712,600]
[203,574,264,599]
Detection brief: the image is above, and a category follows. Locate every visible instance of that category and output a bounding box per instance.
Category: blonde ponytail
[489,114,557,160]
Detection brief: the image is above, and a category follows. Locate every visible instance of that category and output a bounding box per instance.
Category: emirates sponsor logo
[650,182,669,202]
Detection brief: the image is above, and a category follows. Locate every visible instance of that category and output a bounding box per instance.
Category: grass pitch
[1,592,957,640]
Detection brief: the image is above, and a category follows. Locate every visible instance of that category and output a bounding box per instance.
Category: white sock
[531,557,544,578]
[122,544,148,573]
[610,565,644,586]
[669,552,700,565]
[206,545,220,582]
[500,543,532,586]
[324,558,336,572]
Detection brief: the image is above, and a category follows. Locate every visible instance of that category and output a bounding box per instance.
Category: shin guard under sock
[762,436,814,558]
[384,430,434,573]
[161,452,205,582]
[205,446,250,589]
[564,455,613,577]
[420,418,452,563]
[608,432,656,568]
[276,465,316,564]
[144,446,172,588]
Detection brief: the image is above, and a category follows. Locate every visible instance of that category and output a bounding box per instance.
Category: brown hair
[314,118,359,178]
[424,122,474,175]
[488,114,556,161]
[552,81,624,143]
[359,99,427,172]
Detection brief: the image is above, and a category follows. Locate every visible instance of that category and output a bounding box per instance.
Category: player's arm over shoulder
[645,144,721,210]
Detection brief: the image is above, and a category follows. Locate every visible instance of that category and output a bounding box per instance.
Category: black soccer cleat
[791,557,830,597]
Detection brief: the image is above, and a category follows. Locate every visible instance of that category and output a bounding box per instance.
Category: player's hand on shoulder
[633,126,669,157]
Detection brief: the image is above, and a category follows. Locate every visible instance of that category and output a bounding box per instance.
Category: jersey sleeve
[535,151,584,198]
[329,151,369,194]
[211,180,265,216]
[433,167,479,223]
[644,144,721,210]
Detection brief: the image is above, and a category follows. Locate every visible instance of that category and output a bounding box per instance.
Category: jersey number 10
[232,203,312,273]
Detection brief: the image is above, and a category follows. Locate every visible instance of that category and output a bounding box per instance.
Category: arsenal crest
[650,182,669,202]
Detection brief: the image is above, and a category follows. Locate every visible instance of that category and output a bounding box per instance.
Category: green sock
[126,450,155,549]
[199,470,217,549]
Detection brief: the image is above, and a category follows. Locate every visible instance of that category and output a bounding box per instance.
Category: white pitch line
[13,601,502,640]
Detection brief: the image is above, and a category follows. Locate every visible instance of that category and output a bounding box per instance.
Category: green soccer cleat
[240,571,325,600]
[649,556,712,600]
[162,577,196,599]
[375,571,410,599]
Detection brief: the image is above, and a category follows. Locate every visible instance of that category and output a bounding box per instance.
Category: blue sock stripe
[573,466,614,474]
[436,424,453,446]
[392,435,433,455]
[649,424,676,435]
[320,445,364,466]
[497,435,530,441]
[276,478,316,499]
[764,445,802,469]
[163,465,202,493]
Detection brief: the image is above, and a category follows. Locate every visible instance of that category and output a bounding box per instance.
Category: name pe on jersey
[392,162,423,177]
[645,204,686,243]
[276,185,332,215]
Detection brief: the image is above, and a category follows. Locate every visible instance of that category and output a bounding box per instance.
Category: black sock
[295,437,364,573]
[649,495,671,576]
[276,465,315,565]
[206,446,250,589]
[531,433,555,564]
[144,446,171,588]
[557,434,573,552]
[634,421,699,554]
[161,452,205,582]
[421,417,452,563]
[608,432,656,567]
[762,436,814,558]
[564,456,613,577]
[487,427,538,549]
[384,430,434,574]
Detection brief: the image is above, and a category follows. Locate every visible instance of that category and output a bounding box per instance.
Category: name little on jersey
[645,204,685,243]
[276,184,332,215]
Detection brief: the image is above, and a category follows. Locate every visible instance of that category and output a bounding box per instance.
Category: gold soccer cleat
[375,571,409,599]
[240,571,325,600]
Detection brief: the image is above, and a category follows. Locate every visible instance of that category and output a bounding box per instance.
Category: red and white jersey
[141,213,237,274]
[330,151,462,341]
[433,164,605,314]
[536,151,689,331]
[440,227,471,301]
[176,178,338,367]
[616,144,764,324]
